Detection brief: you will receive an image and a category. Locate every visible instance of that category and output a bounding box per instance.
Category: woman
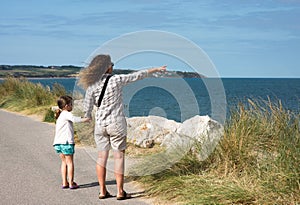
[79,54,166,200]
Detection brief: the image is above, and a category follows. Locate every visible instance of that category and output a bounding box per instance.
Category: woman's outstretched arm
[147,65,167,74]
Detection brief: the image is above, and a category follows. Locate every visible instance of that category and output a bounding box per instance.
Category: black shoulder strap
[97,75,112,108]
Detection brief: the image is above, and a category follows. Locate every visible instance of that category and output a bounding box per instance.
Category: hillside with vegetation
[0,65,205,78]
[0,65,81,78]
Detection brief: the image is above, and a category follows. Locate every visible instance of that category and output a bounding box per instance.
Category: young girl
[53,95,90,189]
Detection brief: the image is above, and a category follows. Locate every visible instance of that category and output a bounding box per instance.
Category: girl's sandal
[69,182,79,189]
[117,191,131,200]
[62,183,69,189]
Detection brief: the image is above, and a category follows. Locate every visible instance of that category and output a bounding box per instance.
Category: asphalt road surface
[0,109,152,205]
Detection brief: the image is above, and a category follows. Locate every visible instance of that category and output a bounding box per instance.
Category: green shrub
[44,108,56,123]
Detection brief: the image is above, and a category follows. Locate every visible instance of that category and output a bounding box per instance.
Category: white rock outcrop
[126,115,181,148]
[127,115,224,161]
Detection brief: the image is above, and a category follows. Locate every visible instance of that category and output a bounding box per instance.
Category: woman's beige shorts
[94,118,127,151]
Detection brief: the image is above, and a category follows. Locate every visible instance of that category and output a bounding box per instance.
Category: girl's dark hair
[55,95,73,119]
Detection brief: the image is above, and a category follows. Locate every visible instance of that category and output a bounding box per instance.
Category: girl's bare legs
[65,155,75,186]
[114,150,125,197]
[59,154,68,186]
[96,151,109,195]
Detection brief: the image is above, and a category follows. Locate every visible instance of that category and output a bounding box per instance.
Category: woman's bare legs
[114,150,125,197]
[96,150,127,198]
[96,151,109,195]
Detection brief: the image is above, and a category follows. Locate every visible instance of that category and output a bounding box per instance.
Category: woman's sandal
[116,191,131,200]
[99,191,113,199]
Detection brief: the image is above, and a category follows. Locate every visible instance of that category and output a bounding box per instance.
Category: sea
[1,78,299,123]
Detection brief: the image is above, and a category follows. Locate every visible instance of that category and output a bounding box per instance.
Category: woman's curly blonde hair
[78,54,112,89]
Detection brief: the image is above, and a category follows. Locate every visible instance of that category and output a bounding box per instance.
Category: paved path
[0,109,152,205]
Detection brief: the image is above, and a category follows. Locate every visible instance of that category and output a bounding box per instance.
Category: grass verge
[130,99,300,204]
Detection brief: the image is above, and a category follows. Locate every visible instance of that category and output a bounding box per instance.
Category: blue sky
[1,0,300,77]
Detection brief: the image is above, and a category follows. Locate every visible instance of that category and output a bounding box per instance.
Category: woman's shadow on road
[78,181,146,198]
[79,180,115,188]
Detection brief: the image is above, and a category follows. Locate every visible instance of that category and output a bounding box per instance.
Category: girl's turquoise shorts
[54,144,75,155]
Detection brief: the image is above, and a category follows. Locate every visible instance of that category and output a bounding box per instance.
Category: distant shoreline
[0,76,78,80]
[0,65,205,79]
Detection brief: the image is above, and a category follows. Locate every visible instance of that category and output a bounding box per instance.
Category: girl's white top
[53,110,82,145]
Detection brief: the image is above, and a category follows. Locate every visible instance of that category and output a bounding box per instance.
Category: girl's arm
[66,112,91,123]
[73,116,90,123]
[79,117,91,123]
